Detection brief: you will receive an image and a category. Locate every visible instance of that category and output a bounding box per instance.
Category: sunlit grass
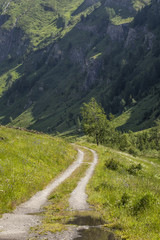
[0,126,76,215]
[78,142,160,240]
[111,16,134,25]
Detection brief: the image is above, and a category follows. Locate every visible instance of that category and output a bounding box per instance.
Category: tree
[81,98,108,145]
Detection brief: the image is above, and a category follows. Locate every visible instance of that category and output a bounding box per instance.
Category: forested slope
[0,0,159,132]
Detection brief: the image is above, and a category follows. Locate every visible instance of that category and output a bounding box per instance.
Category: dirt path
[69,148,98,210]
[0,150,84,240]
[28,146,100,240]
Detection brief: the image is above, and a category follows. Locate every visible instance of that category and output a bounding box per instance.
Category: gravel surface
[69,148,98,211]
[29,147,99,240]
[0,150,84,240]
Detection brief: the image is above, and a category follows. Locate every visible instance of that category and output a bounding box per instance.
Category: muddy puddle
[73,227,116,240]
[67,215,121,240]
[68,215,104,226]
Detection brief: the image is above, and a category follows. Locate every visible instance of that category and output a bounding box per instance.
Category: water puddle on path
[67,215,121,240]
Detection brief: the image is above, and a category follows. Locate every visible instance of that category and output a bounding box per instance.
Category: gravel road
[69,148,98,210]
[29,146,99,240]
[0,149,84,240]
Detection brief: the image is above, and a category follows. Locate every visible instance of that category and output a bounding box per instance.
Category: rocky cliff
[0,0,159,132]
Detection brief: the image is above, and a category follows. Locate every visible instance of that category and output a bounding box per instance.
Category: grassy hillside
[0,0,158,133]
[79,142,160,240]
[0,0,85,47]
[112,84,160,131]
[0,126,76,215]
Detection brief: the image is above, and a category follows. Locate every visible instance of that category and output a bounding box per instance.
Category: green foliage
[132,193,155,215]
[119,192,130,206]
[119,134,131,151]
[81,98,109,145]
[105,158,119,171]
[127,163,142,175]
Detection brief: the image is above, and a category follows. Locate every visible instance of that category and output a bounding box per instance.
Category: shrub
[121,193,130,206]
[132,193,155,215]
[105,158,119,170]
[118,193,130,206]
[127,163,142,175]
[128,147,139,156]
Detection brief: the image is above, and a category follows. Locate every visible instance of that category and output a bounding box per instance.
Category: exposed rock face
[70,47,85,66]
[76,22,97,33]
[85,0,100,7]
[144,30,155,50]
[0,26,29,62]
[125,28,137,47]
[83,58,102,90]
[46,43,63,65]
[107,24,127,42]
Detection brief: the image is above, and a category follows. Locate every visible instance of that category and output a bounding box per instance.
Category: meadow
[78,142,160,240]
[0,126,76,215]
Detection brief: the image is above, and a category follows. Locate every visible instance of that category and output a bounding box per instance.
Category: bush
[105,158,119,170]
[127,163,142,175]
[118,193,130,206]
[128,147,139,156]
[132,193,155,215]
[119,134,131,151]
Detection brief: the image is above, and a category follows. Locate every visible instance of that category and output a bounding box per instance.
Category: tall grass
[79,142,160,240]
[0,126,76,215]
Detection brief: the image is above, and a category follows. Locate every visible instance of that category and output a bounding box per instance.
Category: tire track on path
[0,149,84,240]
[28,146,100,240]
[69,147,98,211]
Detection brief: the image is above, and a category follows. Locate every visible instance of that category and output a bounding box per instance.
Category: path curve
[0,149,84,240]
[69,147,98,210]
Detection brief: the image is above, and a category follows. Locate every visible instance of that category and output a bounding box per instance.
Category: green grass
[0,62,23,97]
[1,0,85,48]
[111,16,134,25]
[77,142,160,240]
[112,90,160,132]
[133,0,151,11]
[0,126,76,215]
[30,146,95,236]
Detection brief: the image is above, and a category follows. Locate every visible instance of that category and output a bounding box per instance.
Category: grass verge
[77,142,160,240]
[0,126,76,215]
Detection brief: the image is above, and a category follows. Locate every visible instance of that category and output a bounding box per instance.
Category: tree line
[81,98,160,156]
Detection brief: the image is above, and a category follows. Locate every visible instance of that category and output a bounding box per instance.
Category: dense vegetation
[81,98,109,145]
[81,98,160,158]
[0,0,159,132]
[0,126,76,215]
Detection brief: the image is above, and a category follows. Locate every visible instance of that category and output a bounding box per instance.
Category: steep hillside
[0,0,159,132]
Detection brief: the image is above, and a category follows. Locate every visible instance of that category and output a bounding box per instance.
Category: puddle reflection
[67,215,120,240]
[68,215,104,226]
[73,227,116,240]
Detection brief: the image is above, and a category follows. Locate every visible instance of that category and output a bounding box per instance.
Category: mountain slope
[0,0,159,132]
